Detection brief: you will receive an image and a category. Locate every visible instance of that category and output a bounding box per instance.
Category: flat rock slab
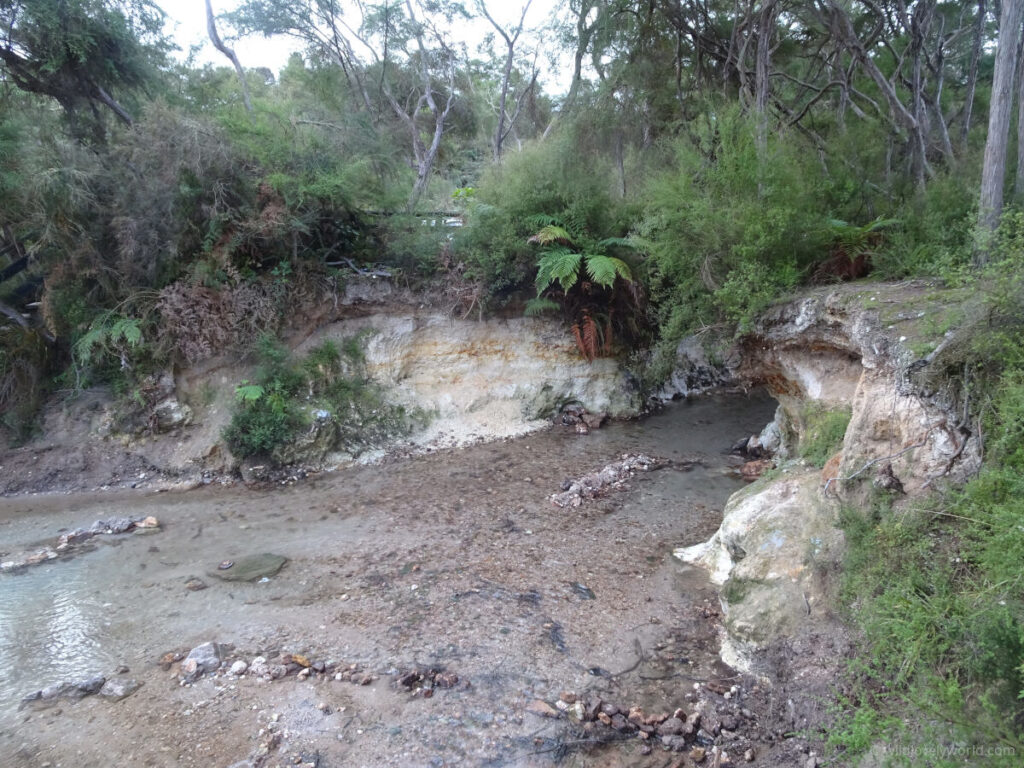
[208,553,287,582]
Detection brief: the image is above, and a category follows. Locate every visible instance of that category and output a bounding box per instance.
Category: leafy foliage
[223,336,417,462]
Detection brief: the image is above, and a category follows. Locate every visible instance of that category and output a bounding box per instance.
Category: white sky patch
[158,1,573,95]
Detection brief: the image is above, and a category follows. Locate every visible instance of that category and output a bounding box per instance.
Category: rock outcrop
[676,285,980,674]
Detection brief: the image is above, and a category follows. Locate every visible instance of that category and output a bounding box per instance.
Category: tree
[205,0,252,113]
[978,0,1024,251]
[0,0,166,142]
[232,0,465,211]
[475,0,534,162]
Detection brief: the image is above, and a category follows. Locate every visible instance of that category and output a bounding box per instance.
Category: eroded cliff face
[676,284,980,674]
[299,311,638,456]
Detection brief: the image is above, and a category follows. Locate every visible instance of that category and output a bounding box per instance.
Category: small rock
[72,675,107,698]
[689,746,707,763]
[657,717,685,736]
[744,748,755,762]
[99,678,141,701]
[434,671,458,689]
[598,712,612,726]
[136,516,160,528]
[559,691,577,704]
[182,642,221,681]
[661,735,687,751]
[184,577,207,591]
[230,660,248,676]
[268,664,288,680]
[611,714,632,732]
[805,757,818,768]
[527,700,559,718]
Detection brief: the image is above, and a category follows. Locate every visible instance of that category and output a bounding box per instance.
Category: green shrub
[798,404,851,467]
[223,335,418,462]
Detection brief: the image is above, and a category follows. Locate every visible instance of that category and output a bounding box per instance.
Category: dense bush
[223,336,417,463]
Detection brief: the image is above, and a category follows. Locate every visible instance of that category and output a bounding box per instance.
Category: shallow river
[0,391,776,767]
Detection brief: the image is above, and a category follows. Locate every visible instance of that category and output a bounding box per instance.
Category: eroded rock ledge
[675,285,980,674]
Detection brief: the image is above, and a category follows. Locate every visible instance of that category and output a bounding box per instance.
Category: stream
[0,390,777,767]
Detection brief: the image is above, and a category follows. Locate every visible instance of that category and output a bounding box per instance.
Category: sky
[159,0,572,93]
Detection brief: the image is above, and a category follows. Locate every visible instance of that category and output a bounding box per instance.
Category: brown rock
[527,700,559,719]
[559,691,577,704]
[740,459,773,481]
[689,746,707,763]
[598,712,612,726]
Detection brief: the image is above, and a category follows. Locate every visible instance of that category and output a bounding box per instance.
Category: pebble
[526,700,559,718]
[230,660,248,676]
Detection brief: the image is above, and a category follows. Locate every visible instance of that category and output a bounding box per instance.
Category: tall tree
[476,0,533,162]
[978,0,1024,250]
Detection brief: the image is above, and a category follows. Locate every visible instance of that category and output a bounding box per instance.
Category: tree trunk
[961,0,986,150]
[205,0,252,113]
[754,0,778,161]
[978,0,1024,253]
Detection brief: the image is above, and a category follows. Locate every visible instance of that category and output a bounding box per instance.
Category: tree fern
[584,253,632,288]
[536,247,582,293]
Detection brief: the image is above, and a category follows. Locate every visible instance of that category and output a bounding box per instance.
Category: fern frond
[525,213,562,229]
[597,236,641,250]
[529,225,574,247]
[524,297,561,316]
[584,254,632,288]
[536,247,582,293]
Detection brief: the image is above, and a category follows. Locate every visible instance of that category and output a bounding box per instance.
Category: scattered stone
[657,717,685,736]
[230,660,248,676]
[136,516,160,528]
[689,746,707,763]
[527,700,559,719]
[248,656,269,677]
[218,560,234,570]
[662,735,687,751]
[181,642,222,681]
[744,748,756,762]
[99,678,141,701]
[559,691,577,704]
[184,577,207,591]
[208,553,287,582]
